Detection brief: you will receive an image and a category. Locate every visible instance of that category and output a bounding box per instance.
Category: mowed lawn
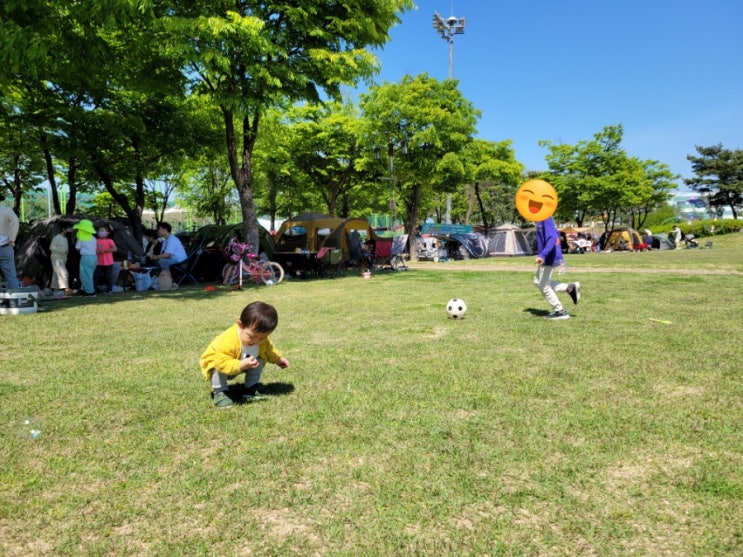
[2,234,742,556]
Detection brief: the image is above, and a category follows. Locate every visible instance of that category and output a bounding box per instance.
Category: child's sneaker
[213,391,234,409]
[544,309,570,320]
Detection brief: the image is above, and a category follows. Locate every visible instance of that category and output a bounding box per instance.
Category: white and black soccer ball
[446,298,467,319]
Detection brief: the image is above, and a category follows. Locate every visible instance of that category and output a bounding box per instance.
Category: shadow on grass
[523,307,551,317]
[224,381,296,406]
[35,283,259,313]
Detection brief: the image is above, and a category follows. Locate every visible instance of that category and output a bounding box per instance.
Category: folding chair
[388,234,409,270]
[316,247,345,278]
[170,238,204,286]
[372,238,393,270]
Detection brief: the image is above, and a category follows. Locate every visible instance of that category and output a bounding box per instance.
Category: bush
[655,218,742,238]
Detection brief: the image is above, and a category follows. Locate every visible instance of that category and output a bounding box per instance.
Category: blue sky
[356,0,743,184]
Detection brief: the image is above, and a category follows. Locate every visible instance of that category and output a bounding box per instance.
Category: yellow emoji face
[515,179,558,222]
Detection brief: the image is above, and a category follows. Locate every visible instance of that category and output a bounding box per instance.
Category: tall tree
[0,96,46,215]
[540,124,677,230]
[359,74,479,258]
[456,139,524,229]
[0,0,194,235]
[165,0,414,250]
[628,160,678,229]
[685,144,743,219]
[286,101,363,217]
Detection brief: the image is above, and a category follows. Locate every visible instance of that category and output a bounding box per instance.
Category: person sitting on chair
[141,228,161,266]
[151,222,187,271]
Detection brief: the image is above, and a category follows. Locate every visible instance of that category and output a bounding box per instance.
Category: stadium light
[432,11,466,79]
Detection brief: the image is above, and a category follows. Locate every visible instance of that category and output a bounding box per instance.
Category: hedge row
[655,218,743,238]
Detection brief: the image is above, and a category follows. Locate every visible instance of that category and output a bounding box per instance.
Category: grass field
[2,233,742,556]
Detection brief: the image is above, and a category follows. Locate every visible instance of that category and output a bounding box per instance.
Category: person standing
[534,216,580,320]
[50,221,73,295]
[94,224,117,292]
[0,193,20,289]
[73,219,98,297]
[151,221,187,271]
[672,225,682,249]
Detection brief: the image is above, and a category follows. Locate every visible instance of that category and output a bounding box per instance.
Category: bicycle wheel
[258,261,284,285]
[221,263,236,285]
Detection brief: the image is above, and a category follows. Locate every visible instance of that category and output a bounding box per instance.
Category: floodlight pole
[433,10,465,224]
[432,11,466,79]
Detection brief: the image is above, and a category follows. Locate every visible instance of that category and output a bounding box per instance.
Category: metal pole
[448,37,454,79]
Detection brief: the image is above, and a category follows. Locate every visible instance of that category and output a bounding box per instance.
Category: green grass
[2,234,742,556]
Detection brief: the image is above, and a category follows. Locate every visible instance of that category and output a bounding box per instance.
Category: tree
[540,124,678,230]
[179,156,236,226]
[359,74,479,258]
[285,101,364,217]
[0,97,46,215]
[0,0,196,237]
[628,160,678,229]
[252,110,319,226]
[685,144,743,219]
[166,0,414,251]
[456,139,524,229]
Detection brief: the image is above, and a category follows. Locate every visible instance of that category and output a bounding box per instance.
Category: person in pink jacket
[200,301,290,409]
[95,224,117,293]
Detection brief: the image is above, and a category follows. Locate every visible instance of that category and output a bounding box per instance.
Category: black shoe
[544,310,570,320]
[568,282,581,305]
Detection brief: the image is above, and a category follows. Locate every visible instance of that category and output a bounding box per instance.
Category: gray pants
[534,264,569,312]
[210,359,264,393]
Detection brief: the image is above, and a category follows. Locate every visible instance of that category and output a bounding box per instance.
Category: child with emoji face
[515,180,580,320]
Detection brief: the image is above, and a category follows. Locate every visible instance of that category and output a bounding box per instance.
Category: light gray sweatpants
[533,264,569,312]
[211,346,263,393]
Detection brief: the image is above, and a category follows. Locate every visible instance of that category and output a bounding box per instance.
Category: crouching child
[200,301,290,409]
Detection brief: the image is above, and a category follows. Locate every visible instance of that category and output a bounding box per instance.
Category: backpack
[157,270,174,290]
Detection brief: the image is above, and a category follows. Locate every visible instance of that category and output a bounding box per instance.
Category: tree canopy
[540,124,678,230]
[685,144,743,220]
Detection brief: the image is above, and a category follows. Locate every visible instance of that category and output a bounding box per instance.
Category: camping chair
[315,247,345,278]
[388,234,409,270]
[345,230,365,269]
[372,238,393,270]
[170,237,204,286]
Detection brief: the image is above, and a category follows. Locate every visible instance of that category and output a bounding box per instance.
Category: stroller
[684,234,699,248]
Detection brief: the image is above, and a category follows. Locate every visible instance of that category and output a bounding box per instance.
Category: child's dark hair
[239,301,278,333]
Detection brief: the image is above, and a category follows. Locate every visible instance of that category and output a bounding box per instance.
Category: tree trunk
[473,182,489,230]
[223,108,261,251]
[405,184,422,261]
[66,158,78,215]
[41,135,61,216]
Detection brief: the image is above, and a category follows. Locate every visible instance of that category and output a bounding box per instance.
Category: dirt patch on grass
[405,261,743,276]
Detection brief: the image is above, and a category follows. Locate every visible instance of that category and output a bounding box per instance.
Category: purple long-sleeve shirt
[536,217,564,266]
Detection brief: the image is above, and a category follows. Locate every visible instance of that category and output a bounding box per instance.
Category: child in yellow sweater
[200,301,290,409]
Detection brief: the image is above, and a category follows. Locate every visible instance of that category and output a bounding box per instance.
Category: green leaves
[540,124,680,227]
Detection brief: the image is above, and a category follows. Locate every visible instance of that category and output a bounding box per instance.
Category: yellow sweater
[199,324,283,380]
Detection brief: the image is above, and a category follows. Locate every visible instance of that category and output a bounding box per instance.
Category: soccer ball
[446,298,467,319]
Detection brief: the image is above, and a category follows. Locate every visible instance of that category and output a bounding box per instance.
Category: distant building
[670,192,734,221]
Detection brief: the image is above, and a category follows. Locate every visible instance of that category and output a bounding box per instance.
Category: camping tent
[650,232,675,250]
[487,224,534,257]
[273,213,379,261]
[447,233,489,259]
[603,227,648,251]
[15,216,144,289]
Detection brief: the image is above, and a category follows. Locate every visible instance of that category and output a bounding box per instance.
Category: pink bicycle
[221,244,284,288]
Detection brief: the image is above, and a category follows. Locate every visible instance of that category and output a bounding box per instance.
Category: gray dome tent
[487,224,534,257]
